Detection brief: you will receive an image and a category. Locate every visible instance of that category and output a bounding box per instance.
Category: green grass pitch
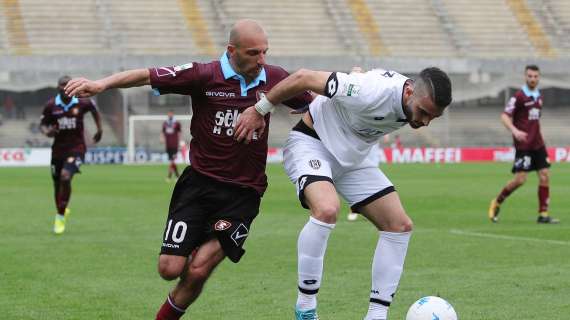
[1,163,569,319]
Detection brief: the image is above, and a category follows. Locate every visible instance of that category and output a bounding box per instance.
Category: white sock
[365,231,411,320]
[296,216,335,310]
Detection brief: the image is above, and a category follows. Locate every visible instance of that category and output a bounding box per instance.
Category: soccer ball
[405,296,458,320]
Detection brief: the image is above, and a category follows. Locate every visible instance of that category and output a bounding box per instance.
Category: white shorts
[283,131,394,211]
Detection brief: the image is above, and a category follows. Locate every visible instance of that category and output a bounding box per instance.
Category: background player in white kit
[236,66,452,320]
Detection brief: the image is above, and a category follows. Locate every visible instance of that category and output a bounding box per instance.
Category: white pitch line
[449,229,570,246]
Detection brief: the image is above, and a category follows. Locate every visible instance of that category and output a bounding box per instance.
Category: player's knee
[60,170,72,181]
[384,216,413,232]
[157,257,185,281]
[311,203,340,224]
[513,175,527,186]
[187,263,212,284]
[539,171,549,184]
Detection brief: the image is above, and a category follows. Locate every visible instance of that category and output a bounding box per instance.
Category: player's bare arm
[40,123,58,137]
[65,69,150,98]
[234,69,331,143]
[501,113,527,142]
[91,109,103,143]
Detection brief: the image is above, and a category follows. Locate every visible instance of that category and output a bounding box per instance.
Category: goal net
[127,114,193,164]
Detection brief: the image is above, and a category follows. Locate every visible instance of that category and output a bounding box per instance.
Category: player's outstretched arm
[234,69,331,143]
[65,69,151,98]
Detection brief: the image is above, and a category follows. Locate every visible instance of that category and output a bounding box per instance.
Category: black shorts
[160,166,261,263]
[166,148,178,160]
[51,154,84,181]
[512,147,551,173]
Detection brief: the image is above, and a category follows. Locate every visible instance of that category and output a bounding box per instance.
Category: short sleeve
[87,98,98,112]
[149,62,202,95]
[504,96,517,115]
[40,105,54,126]
[323,71,381,112]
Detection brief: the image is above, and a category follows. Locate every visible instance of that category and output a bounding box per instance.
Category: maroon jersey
[504,88,544,150]
[149,55,311,194]
[40,95,97,158]
[162,119,181,149]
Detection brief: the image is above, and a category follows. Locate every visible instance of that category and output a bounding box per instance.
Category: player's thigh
[160,168,211,260]
[283,131,339,219]
[304,181,341,223]
[60,154,84,180]
[187,238,226,280]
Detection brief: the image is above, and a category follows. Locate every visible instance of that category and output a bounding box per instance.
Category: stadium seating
[214,0,348,56]
[1,0,570,57]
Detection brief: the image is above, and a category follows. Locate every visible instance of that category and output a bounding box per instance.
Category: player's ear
[227,44,236,55]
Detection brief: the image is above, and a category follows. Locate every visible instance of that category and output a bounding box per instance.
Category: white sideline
[449,229,570,246]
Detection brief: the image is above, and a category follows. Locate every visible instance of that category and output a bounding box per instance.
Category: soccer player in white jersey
[235,66,452,320]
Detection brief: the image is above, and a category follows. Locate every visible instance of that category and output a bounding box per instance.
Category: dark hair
[419,67,452,109]
[525,64,540,72]
[57,75,71,86]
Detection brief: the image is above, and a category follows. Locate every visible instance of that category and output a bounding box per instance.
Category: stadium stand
[18,0,106,54]
[361,0,456,57]
[1,0,569,150]
[213,0,348,56]
[107,0,211,55]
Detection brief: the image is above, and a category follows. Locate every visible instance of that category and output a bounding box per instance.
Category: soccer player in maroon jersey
[40,75,103,234]
[161,110,182,182]
[64,19,311,320]
[488,65,559,224]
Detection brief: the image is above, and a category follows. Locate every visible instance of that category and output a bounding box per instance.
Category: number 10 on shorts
[164,219,188,243]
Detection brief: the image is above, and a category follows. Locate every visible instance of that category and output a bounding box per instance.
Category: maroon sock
[57,180,71,215]
[497,186,514,204]
[172,163,179,177]
[156,295,185,320]
[538,185,549,213]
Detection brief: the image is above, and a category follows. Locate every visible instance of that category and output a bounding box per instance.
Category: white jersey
[309,69,409,167]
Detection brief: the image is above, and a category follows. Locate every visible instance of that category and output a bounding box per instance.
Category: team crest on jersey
[72,107,79,115]
[309,159,321,170]
[214,219,232,231]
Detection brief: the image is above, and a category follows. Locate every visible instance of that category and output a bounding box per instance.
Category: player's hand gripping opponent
[234,106,266,144]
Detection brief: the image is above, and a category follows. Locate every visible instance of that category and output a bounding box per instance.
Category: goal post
[127,114,193,164]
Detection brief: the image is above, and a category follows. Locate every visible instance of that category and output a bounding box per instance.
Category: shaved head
[229,19,267,47]
[226,19,269,83]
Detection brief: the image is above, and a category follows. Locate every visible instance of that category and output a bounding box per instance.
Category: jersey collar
[220,51,266,97]
[522,85,540,100]
[55,94,79,112]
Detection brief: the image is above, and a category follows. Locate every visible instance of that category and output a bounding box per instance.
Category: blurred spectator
[4,96,15,119]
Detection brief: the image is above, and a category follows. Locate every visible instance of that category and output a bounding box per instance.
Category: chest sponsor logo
[214,219,232,231]
[57,117,77,130]
[528,108,540,120]
[206,91,236,98]
[213,109,258,140]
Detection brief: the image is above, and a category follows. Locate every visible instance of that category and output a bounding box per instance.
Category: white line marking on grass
[449,229,570,246]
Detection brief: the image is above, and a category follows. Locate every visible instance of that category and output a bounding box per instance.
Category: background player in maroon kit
[40,75,103,234]
[161,110,182,182]
[64,19,311,320]
[488,65,559,224]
